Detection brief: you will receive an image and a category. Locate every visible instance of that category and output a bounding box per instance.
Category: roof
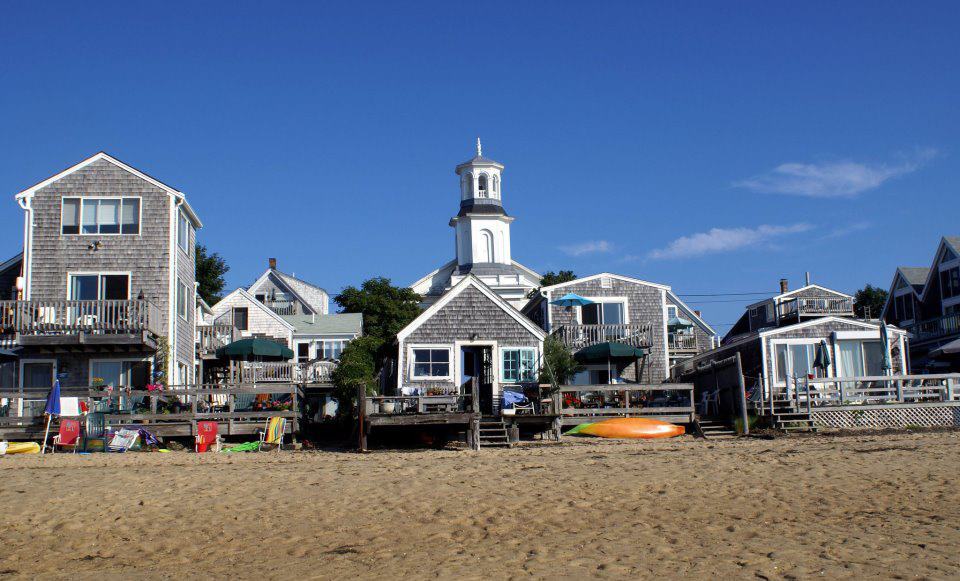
[456,202,508,218]
[248,268,328,315]
[213,288,295,331]
[666,290,717,336]
[397,274,546,342]
[15,152,202,228]
[455,155,504,173]
[919,236,960,302]
[0,253,22,274]
[745,283,852,310]
[899,267,930,288]
[945,236,960,255]
[282,313,363,336]
[539,272,671,293]
[411,258,541,297]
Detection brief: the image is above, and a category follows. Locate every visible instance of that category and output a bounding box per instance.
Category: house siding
[211,292,292,347]
[27,158,172,330]
[546,278,667,382]
[763,321,907,377]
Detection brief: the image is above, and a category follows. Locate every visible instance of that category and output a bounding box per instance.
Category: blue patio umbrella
[880,322,892,372]
[667,316,694,329]
[41,379,61,455]
[550,293,594,307]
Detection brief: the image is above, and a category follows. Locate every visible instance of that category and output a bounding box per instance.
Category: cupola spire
[476,137,482,157]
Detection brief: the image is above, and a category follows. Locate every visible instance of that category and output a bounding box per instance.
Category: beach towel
[502,390,528,409]
[222,441,260,453]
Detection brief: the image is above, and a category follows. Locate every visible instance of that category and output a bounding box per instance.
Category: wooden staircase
[770,398,817,432]
[697,419,737,439]
[478,417,512,448]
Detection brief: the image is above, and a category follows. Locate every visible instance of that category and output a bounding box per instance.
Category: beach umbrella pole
[41,413,52,455]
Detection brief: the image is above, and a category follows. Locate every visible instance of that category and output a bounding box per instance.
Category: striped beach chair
[257,417,286,452]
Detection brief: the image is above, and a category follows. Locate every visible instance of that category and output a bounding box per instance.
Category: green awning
[215,338,294,361]
[574,342,648,363]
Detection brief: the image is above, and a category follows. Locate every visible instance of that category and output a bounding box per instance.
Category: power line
[682,298,766,304]
[677,291,772,297]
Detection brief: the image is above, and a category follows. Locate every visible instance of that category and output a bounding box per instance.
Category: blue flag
[44,379,61,416]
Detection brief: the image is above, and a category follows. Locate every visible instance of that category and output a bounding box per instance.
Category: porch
[553,323,653,351]
[197,323,241,358]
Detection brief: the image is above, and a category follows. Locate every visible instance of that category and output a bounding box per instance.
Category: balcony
[777,297,854,320]
[262,299,297,316]
[553,323,653,351]
[197,323,241,357]
[908,313,960,344]
[668,333,698,353]
[231,360,336,385]
[0,299,163,348]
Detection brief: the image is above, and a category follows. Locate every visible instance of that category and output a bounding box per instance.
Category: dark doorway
[461,345,494,414]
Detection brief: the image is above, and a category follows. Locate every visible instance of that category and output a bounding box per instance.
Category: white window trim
[575,296,630,325]
[177,210,191,255]
[769,338,830,387]
[407,344,454,381]
[177,278,189,321]
[65,271,132,300]
[499,346,539,384]
[61,196,142,237]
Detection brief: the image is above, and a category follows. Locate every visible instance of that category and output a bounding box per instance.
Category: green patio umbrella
[813,339,831,372]
[215,338,294,361]
[879,322,892,372]
[667,316,694,330]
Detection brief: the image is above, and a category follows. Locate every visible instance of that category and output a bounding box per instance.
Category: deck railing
[197,323,240,355]
[908,313,960,343]
[668,333,698,352]
[554,323,654,351]
[365,394,475,415]
[774,374,960,411]
[778,297,854,319]
[0,299,163,336]
[232,360,336,384]
[263,299,297,316]
[558,383,695,422]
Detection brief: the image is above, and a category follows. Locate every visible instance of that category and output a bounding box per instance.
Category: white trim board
[540,272,671,293]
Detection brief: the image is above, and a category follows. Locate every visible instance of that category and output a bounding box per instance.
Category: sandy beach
[0,431,958,579]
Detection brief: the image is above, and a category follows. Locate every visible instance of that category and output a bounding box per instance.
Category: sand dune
[0,431,958,579]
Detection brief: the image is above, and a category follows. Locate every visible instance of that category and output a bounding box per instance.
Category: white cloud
[821,221,872,240]
[734,150,936,198]
[648,223,813,260]
[559,240,612,257]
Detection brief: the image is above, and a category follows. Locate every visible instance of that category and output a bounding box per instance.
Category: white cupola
[450,139,514,270]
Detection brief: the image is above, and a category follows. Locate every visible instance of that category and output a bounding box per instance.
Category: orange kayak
[573,418,685,439]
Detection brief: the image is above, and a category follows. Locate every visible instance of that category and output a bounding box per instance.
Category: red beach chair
[52,418,82,453]
[195,421,222,453]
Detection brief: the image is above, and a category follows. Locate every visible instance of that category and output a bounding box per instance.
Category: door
[479,348,494,415]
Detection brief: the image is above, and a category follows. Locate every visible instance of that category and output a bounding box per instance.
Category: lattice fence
[812,405,960,429]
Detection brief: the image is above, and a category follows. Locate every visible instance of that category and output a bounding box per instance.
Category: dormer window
[477,174,488,197]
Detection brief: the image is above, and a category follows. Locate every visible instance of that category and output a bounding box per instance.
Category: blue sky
[1,2,957,333]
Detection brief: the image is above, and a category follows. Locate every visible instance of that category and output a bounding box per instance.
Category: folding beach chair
[106,428,139,452]
[257,417,286,452]
[195,420,222,453]
[51,418,82,453]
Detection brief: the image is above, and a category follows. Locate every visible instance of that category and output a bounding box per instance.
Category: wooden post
[839,380,845,404]
[947,377,955,402]
[896,378,903,402]
[735,352,749,436]
[357,384,367,452]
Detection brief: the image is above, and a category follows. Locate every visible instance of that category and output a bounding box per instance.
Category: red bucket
[196,439,209,453]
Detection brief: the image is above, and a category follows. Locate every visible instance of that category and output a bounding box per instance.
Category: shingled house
[4,152,202,416]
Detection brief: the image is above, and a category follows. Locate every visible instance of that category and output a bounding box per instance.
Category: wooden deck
[557,383,696,426]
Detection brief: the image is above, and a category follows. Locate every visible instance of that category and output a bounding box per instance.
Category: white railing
[197,323,240,355]
[778,297,854,319]
[668,333,698,351]
[233,360,336,384]
[554,323,653,351]
[781,374,960,408]
[0,299,163,336]
[909,313,960,342]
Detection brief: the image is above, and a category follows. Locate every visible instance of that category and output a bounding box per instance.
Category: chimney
[779,278,789,294]
[805,271,811,286]
[268,258,277,270]
[694,310,702,317]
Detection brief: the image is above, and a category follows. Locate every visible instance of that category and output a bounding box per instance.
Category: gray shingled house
[393,274,546,415]
[521,273,718,382]
[881,236,960,371]
[4,152,202,416]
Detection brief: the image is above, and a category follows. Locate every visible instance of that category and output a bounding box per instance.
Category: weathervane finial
[476,137,482,157]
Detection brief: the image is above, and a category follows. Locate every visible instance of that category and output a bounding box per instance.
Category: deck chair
[51,418,82,453]
[195,421,222,453]
[106,428,139,452]
[257,417,286,452]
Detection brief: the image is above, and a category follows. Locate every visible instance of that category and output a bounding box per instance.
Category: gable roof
[744,283,852,310]
[919,236,960,302]
[0,253,22,275]
[248,269,322,315]
[758,315,906,338]
[397,274,547,342]
[213,287,296,331]
[539,272,671,293]
[282,312,363,336]
[15,151,202,228]
[880,266,929,319]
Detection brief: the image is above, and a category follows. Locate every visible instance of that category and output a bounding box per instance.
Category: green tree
[853,284,889,319]
[331,335,383,418]
[195,244,229,305]
[334,277,422,342]
[538,335,581,390]
[528,270,577,297]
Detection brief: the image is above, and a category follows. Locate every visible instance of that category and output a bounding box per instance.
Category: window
[492,175,499,194]
[941,267,960,300]
[667,305,678,319]
[581,301,625,325]
[894,293,914,322]
[774,343,818,384]
[464,174,473,197]
[502,348,536,383]
[90,360,150,389]
[478,230,494,263]
[836,340,885,377]
[69,274,129,300]
[232,307,249,331]
[177,212,190,253]
[411,348,451,379]
[477,174,488,197]
[62,197,139,235]
[600,277,612,289]
[177,278,188,320]
[322,340,347,360]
